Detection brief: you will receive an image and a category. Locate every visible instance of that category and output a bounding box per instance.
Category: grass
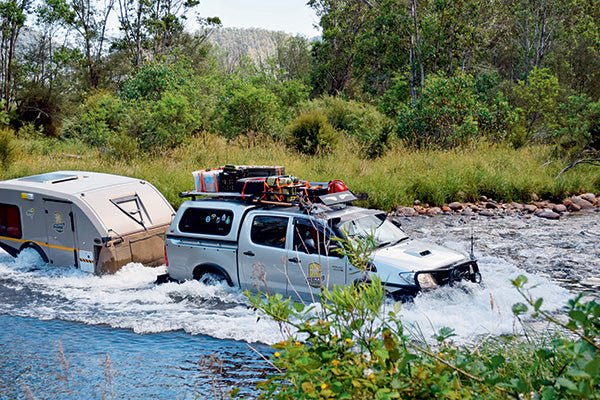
[2,134,598,210]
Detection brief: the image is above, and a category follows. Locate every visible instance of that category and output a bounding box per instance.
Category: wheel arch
[19,242,49,263]
[192,263,234,287]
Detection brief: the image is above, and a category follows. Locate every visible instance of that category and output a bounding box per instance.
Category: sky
[198,0,321,37]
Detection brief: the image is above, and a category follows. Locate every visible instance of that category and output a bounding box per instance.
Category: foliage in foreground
[248,276,599,399]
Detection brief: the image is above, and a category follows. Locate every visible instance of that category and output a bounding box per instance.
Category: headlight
[417,273,438,290]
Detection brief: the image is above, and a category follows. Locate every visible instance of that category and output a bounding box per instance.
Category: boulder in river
[536,209,560,220]
[552,204,567,213]
[397,206,417,216]
[581,193,596,203]
[524,204,538,213]
[571,196,594,210]
[427,207,442,216]
[448,201,463,211]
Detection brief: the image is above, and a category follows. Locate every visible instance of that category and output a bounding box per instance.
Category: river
[1,211,598,399]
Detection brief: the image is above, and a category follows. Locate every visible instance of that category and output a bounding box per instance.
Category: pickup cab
[163,195,481,300]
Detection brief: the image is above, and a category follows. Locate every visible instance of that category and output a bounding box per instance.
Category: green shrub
[552,94,600,159]
[286,110,340,155]
[512,67,560,141]
[0,128,17,168]
[249,273,599,400]
[62,92,125,147]
[397,73,486,148]
[120,62,184,101]
[302,96,393,158]
[215,80,283,138]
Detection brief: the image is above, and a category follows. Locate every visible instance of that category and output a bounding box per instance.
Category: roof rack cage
[178,190,359,209]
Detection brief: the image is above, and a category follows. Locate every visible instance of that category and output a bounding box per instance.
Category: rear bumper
[386,260,481,300]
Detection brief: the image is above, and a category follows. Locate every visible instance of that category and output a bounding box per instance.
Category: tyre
[197,271,227,286]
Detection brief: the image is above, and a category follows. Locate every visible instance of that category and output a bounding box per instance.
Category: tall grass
[2,134,598,210]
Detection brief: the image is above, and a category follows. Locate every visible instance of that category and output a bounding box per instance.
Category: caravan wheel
[19,243,49,263]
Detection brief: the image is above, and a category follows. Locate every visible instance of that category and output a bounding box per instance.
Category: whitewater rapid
[1,211,597,345]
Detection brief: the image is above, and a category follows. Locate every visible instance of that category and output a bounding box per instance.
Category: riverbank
[2,135,599,210]
[394,192,600,220]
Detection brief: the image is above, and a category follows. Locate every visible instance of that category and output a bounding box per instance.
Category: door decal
[307,262,323,288]
[53,212,65,233]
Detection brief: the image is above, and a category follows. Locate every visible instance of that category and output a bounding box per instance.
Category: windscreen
[337,213,408,248]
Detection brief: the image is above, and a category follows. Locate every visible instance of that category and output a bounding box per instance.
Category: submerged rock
[536,209,560,220]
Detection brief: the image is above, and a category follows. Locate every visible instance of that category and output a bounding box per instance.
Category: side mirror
[327,243,344,258]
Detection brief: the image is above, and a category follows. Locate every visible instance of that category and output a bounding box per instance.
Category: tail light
[164,245,169,268]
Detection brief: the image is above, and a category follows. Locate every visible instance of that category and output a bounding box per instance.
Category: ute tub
[0,171,175,274]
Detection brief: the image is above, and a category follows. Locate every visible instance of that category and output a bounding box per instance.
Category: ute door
[287,217,347,301]
[239,214,290,295]
[44,200,77,267]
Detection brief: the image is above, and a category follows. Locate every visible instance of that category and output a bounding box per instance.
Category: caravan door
[44,200,77,267]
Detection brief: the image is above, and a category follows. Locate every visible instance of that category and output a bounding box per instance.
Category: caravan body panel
[0,171,174,274]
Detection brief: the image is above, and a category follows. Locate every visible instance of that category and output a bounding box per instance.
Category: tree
[116,0,218,68]
[309,0,372,95]
[65,0,115,88]
[0,0,31,109]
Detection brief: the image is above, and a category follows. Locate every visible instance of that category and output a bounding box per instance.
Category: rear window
[178,208,234,236]
[0,203,22,239]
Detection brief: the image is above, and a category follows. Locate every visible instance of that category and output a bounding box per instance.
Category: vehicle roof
[0,171,148,195]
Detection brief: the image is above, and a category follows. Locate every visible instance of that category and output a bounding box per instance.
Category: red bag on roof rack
[328,179,348,194]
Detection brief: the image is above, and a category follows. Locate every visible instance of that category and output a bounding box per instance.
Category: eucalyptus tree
[0,0,32,109]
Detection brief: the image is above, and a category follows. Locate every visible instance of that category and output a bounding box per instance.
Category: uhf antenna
[469,226,476,261]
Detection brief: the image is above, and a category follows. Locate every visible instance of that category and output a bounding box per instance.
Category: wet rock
[552,204,567,213]
[563,199,573,207]
[470,205,480,212]
[442,206,452,213]
[485,201,499,209]
[462,207,474,216]
[536,209,560,220]
[397,206,417,216]
[414,205,426,214]
[511,202,524,211]
[448,202,463,211]
[427,207,442,216]
[581,193,596,203]
[479,195,488,202]
[479,210,495,217]
[524,204,538,213]
[571,196,594,210]
[413,200,421,206]
[568,202,582,212]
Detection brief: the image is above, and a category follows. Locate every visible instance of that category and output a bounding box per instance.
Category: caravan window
[0,203,22,239]
[111,195,151,227]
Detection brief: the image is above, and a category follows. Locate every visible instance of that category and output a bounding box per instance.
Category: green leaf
[556,377,578,391]
[292,302,305,312]
[512,302,529,316]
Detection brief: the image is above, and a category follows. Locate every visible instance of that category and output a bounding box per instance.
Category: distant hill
[207,27,301,70]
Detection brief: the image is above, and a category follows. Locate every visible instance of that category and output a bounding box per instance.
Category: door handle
[243,251,255,257]
[288,257,299,263]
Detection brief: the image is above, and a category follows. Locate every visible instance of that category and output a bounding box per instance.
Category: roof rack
[178,190,359,212]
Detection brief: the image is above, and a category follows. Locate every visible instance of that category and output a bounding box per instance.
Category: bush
[552,94,600,159]
[286,110,340,155]
[397,73,486,148]
[62,92,125,147]
[249,274,600,400]
[0,128,17,168]
[215,80,283,138]
[302,97,393,158]
[512,67,560,141]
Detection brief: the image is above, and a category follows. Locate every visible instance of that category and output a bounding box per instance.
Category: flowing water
[1,211,598,399]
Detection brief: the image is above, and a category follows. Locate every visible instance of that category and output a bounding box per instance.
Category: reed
[3,135,598,210]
